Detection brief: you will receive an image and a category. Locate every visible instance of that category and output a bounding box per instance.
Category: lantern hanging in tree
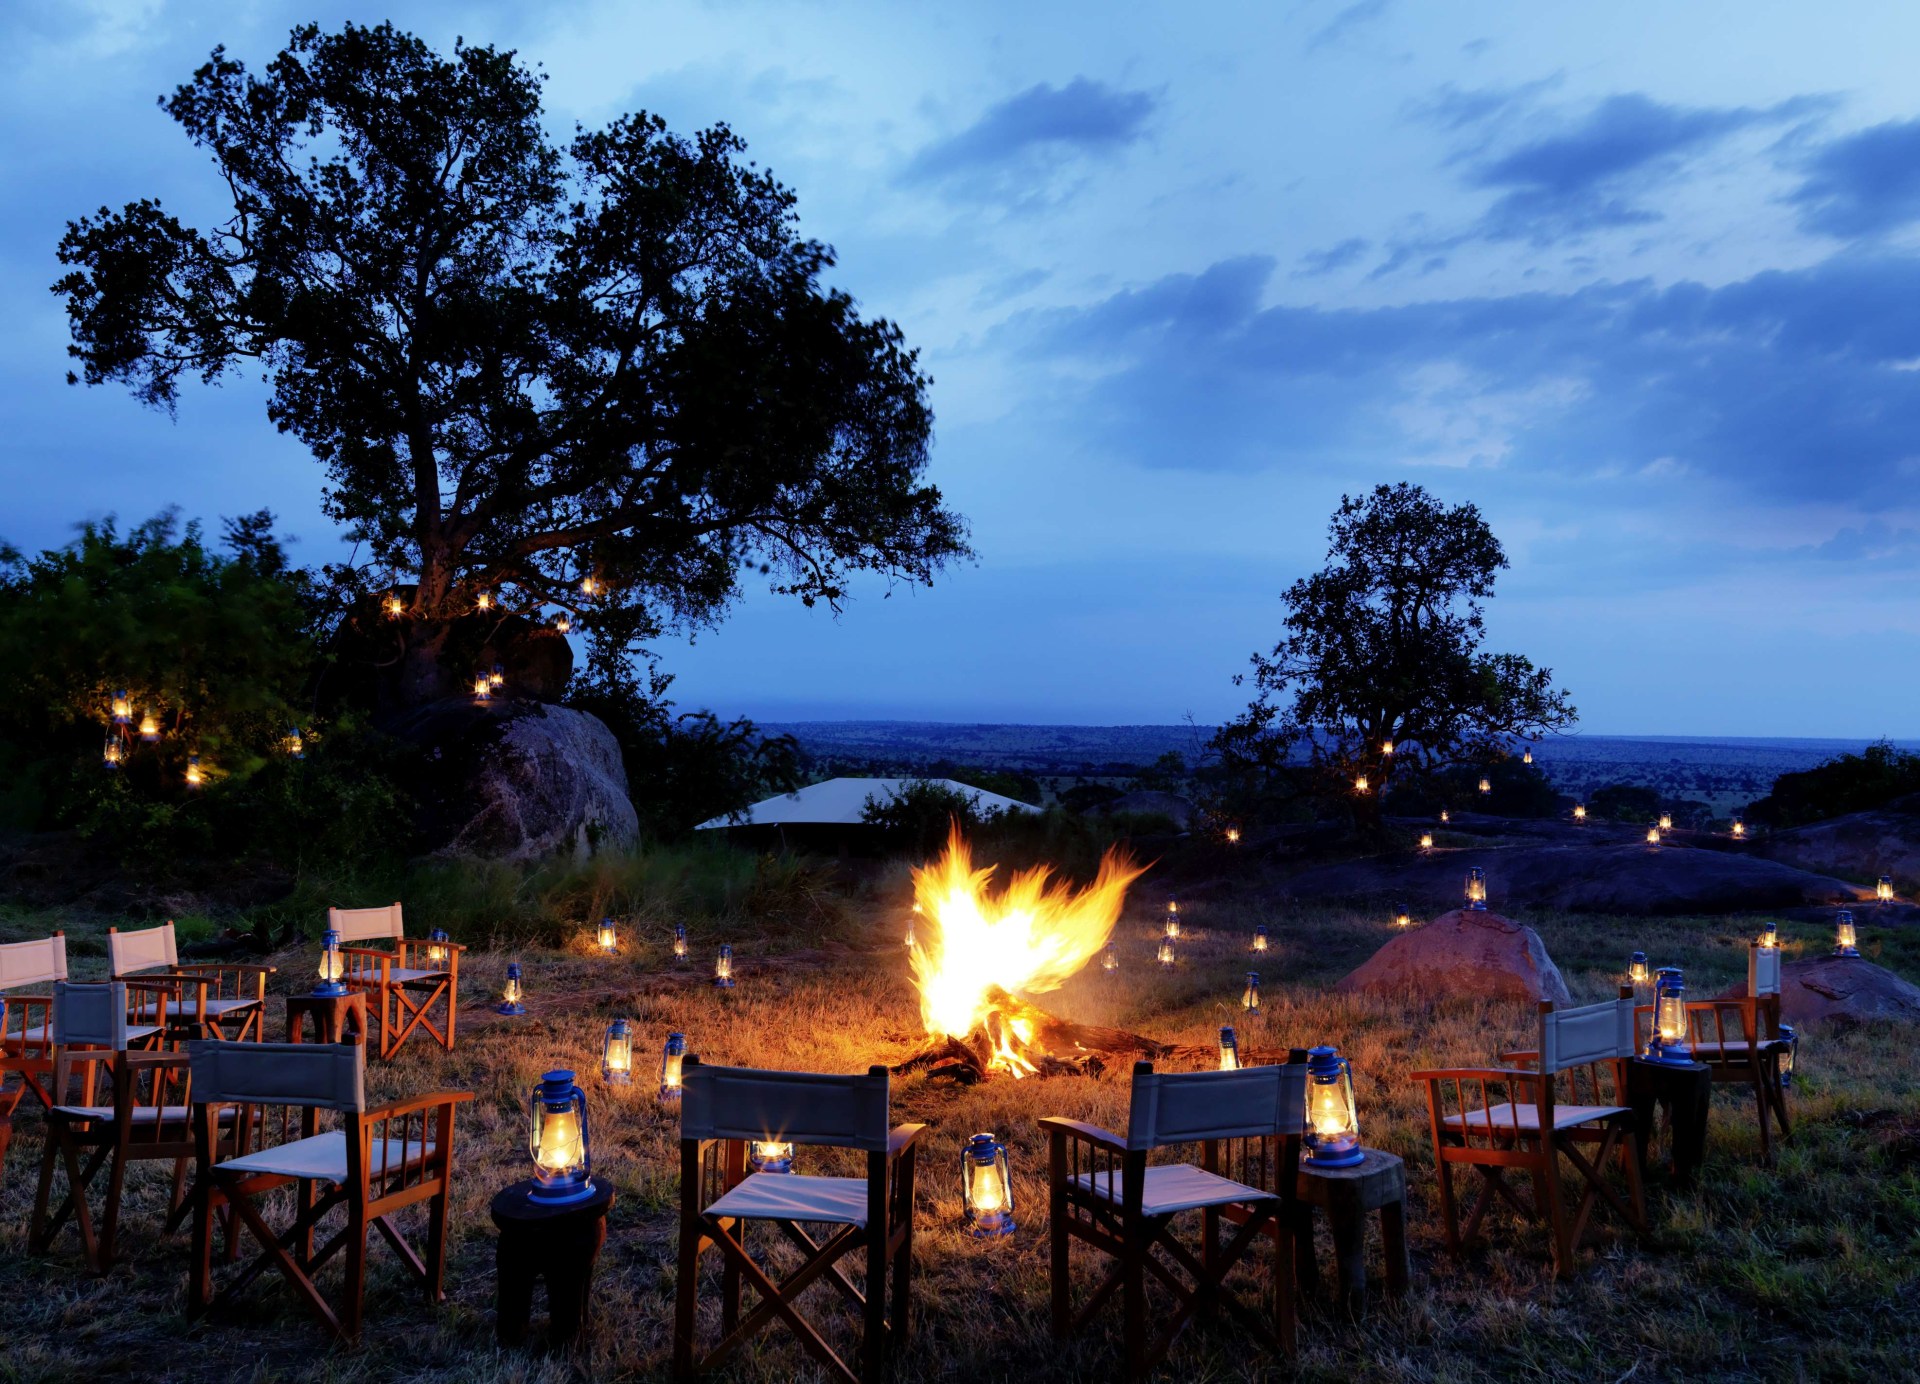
[1523,747,1533,765]
[1242,971,1261,1017]
[602,1018,633,1084]
[476,590,493,612]
[749,1139,794,1174]
[314,928,348,997]
[185,754,204,788]
[961,1132,1016,1237]
[138,713,160,742]
[673,922,689,960]
[1302,1045,1363,1168]
[426,928,450,966]
[285,726,305,759]
[1835,911,1858,956]
[489,663,505,689]
[1354,774,1370,794]
[713,944,734,988]
[102,736,122,769]
[1225,826,1241,844]
[383,591,404,618]
[596,917,617,954]
[1381,739,1394,756]
[527,1070,593,1204]
[553,611,572,634]
[1478,777,1492,796]
[1251,924,1269,953]
[1465,867,1487,911]
[497,961,526,1015]
[580,574,602,599]
[659,1032,687,1100]
[110,689,131,724]
[1878,876,1895,905]
[1218,1025,1240,1071]
[1645,968,1692,1065]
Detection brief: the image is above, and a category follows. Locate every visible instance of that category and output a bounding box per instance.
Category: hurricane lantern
[476,590,493,612]
[1465,866,1488,911]
[580,575,602,599]
[1659,813,1673,831]
[1394,904,1411,929]
[110,689,131,724]
[596,917,618,954]
[1157,938,1176,969]
[1225,826,1241,844]
[101,736,122,769]
[1478,777,1491,796]
[185,754,204,788]
[473,675,492,701]
[1302,1045,1364,1168]
[1419,833,1434,852]
[1440,808,1451,823]
[1758,921,1778,949]
[314,928,349,997]
[1523,747,1533,765]
[673,922,689,960]
[1646,825,1661,846]
[427,927,450,966]
[489,663,505,690]
[285,726,305,759]
[1242,971,1261,1017]
[1645,968,1692,1065]
[553,611,572,634]
[138,713,159,741]
[1251,924,1269,953]
[1731,815,1745,839]
[961,1132,1016,1237]
[602,1018,633,1085]
[1354,774,1370,794]
[714,944,735,987]
[527,1070,593,1204]
[1381,739,1394,756]
[749,1139,795,1174]
[1878,876,1895,904]
[1574,803,1587,822]
[1835,910,1859,956]
[659,1032,687,1100]
[1778,1024,1799,1087]
[497,961,526,1016]
[383,592,404,618]
[1627,950,1650,988]
[1218,1025,1240,1071]
[1101,941,1119,972]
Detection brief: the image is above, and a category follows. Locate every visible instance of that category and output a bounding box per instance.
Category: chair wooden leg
[891,1213,913,1353]
[1274,1218,1296,1360]
[863,1221,888,1384]
[1432,1155,1461,1257]
[1049,1175,1071,1338]
[1750,1066,1773,1166]
[189,1178,217,1319]
[673,1219,702,1379]
[1541,1148,1573,1279]
[98,1144,129,1271]
[426,1182,451,1304]
[343,1207,369,1342]
[1122,1233,1147,1383]
[29,1121,59,1252]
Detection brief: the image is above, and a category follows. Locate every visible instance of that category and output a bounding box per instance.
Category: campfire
[897,829,1174,1081]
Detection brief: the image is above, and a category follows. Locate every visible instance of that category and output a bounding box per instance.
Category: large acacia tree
[55,22,966,708]
[1212,482,1575,836]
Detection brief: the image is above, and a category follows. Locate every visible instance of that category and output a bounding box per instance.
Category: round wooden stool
[491,1179,616,1350]
[1293,1147,1410,1314]
[284,991,367,1045]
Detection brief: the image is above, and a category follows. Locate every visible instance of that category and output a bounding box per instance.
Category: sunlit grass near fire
[2,870,1918,1381]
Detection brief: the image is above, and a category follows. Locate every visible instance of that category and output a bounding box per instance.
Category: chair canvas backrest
[328,904,405,945]
[108,922,178,977]
[681,1063,890,1152]
[1750,945,1782,998]
[1540,998,1634,1074]
[1125,1063,1307,1151]
[0,934,67,990]
[53,982,130,1051]
[187,1040,365,1114]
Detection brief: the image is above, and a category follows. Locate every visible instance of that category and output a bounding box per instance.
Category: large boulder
[1722,954,1920,1025]
[1758,805,1920,894]
[391,696,639,862]
[1335,908,1571,1004]
[1287,842,1862,915]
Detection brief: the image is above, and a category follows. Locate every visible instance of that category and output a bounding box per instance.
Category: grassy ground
[1,849,1916,1383]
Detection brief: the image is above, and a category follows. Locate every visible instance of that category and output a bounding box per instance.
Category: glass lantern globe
[1157,938,1176,969]
[383,592,404,618]
[749,1139,795,1174]
[1419,833,1434,851]
[602,1018,633,1085]
[713,944,735,988]
[553,611,572,634]
[1101,941,1119,972]
[673,922,689,960]
[185,754,204,788]
[1627,950,1650,988]
[1242,971,1261,1017]
[286,726,305,759]
[1523,747,1533,765]
[1381,739,1394,756]
[1477,777,1491,796]
[1646,825,1661,845]
[1225,827,1242,844]
[527,1070,594,1204]
[497,960,527,1016]
[1465,867,1488,911]
[596,917,618,953]
[1440,808,1451,824]
[139,713,160,742]
[1645,968,1692,1065]
[961,1132,1016,1237]
[659,1032,687,1100]
[111,689,131,724]
[1878,876,1895,904]
[1659,813,1673,831]
[426,927,450,966]
[1354,774,1370,794]
[1835,911,1859,956]
[1302,1045,1363,1168]
[1758,921,1778,949]
[489,662,505,688]
[314,928,349,997]
[102,736,123,769]
[1218,1025,1240,1071]
[472,675,492,701]
[1251,924,1269,953]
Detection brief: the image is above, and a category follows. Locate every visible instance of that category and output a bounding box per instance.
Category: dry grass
[2,867,1918,1383]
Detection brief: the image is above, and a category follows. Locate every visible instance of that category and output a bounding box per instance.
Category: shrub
[1750,741,1920,828]
[1590,783,1662,823]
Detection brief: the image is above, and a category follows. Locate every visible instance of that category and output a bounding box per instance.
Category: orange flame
[910,827,1146,1071]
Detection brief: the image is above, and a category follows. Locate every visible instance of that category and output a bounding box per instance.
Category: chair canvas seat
[160,997,261,1018]
[216,1130,433,1186]
[382,967,449,985]
[705,1171,871,1226]
[1443,1102,1629,1135]
[53,1103,238,1125]
[1071,1163,1274,1217]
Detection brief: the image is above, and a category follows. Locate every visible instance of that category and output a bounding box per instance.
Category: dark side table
[284,991,367,1045]
[491,1179,616,1350]
[1292,1148,1410,1314]
[1626,1056,1710,1189]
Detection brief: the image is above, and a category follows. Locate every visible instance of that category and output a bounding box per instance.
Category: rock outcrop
[1721,954,1920,1025]
[390,696,638,863]
[1335,908,1571,1004]
[1758,803,1920,894]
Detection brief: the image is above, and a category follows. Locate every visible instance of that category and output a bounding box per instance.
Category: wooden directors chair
[1636,946,1790,1164]
[1042,1057,1309,1380]
[187,1040,472,1340]
[673,1058,926,1384]
[30,981,199,1271]
[328,904,463,1059]
[108,922,273,1043]
[1,933,67,1180]
[1416,992,1647,1278]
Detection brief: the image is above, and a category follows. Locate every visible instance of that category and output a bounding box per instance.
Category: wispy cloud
[1791,117,1920,237]
[1307,0,1390,52]
[1294,236,1370,277]
[901,78,1156,196]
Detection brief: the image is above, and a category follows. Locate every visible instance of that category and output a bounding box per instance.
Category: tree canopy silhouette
[1212,482,1575,834]
[55,21,967,708]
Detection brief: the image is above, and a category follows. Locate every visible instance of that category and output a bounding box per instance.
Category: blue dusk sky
[3,2,1918,736]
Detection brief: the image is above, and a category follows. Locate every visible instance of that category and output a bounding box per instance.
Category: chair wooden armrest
[174,962,278,976]
[1498,1049,1541,1067]
[1039,1116,1129,1155]
[888,1122,928,1160]
[338,946,399,960]
[365,1089,476,1121]
[1411,1067,1542,1083]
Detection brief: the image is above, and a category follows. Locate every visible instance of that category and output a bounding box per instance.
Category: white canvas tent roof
[695,776,1039,830]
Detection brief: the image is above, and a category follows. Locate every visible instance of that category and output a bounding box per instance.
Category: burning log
[895,987,1170,1082]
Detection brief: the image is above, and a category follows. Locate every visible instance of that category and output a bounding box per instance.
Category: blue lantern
[313,928,349,998]
[1758,921,1778,950]
[527,1070,594,1204]
[1242,971,1261,1018]
[497,960,527,1016]
[596,916,618,953]
[1302,1045,1364,1168]
[1101,941,1119,972]
[1251,924,1269,954]
[1218,1025,1240,1071]
[673,922,689,960]
[426,927,451,967]
[659,1031,687,1100]
[1835,910,1859,956]
[749,1138,795,1174]
[713,944,735,988]
[1645,968,1692,1065]
[1465,867,1487,911]
[1778,1023,1799,1087]
[1627,950,1650,989]
[961,1132,1015,1237]
[602,1018,633,1085]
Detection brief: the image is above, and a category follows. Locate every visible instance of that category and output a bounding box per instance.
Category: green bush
[1590,782,1662,823]
[1750,741,1920,828]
